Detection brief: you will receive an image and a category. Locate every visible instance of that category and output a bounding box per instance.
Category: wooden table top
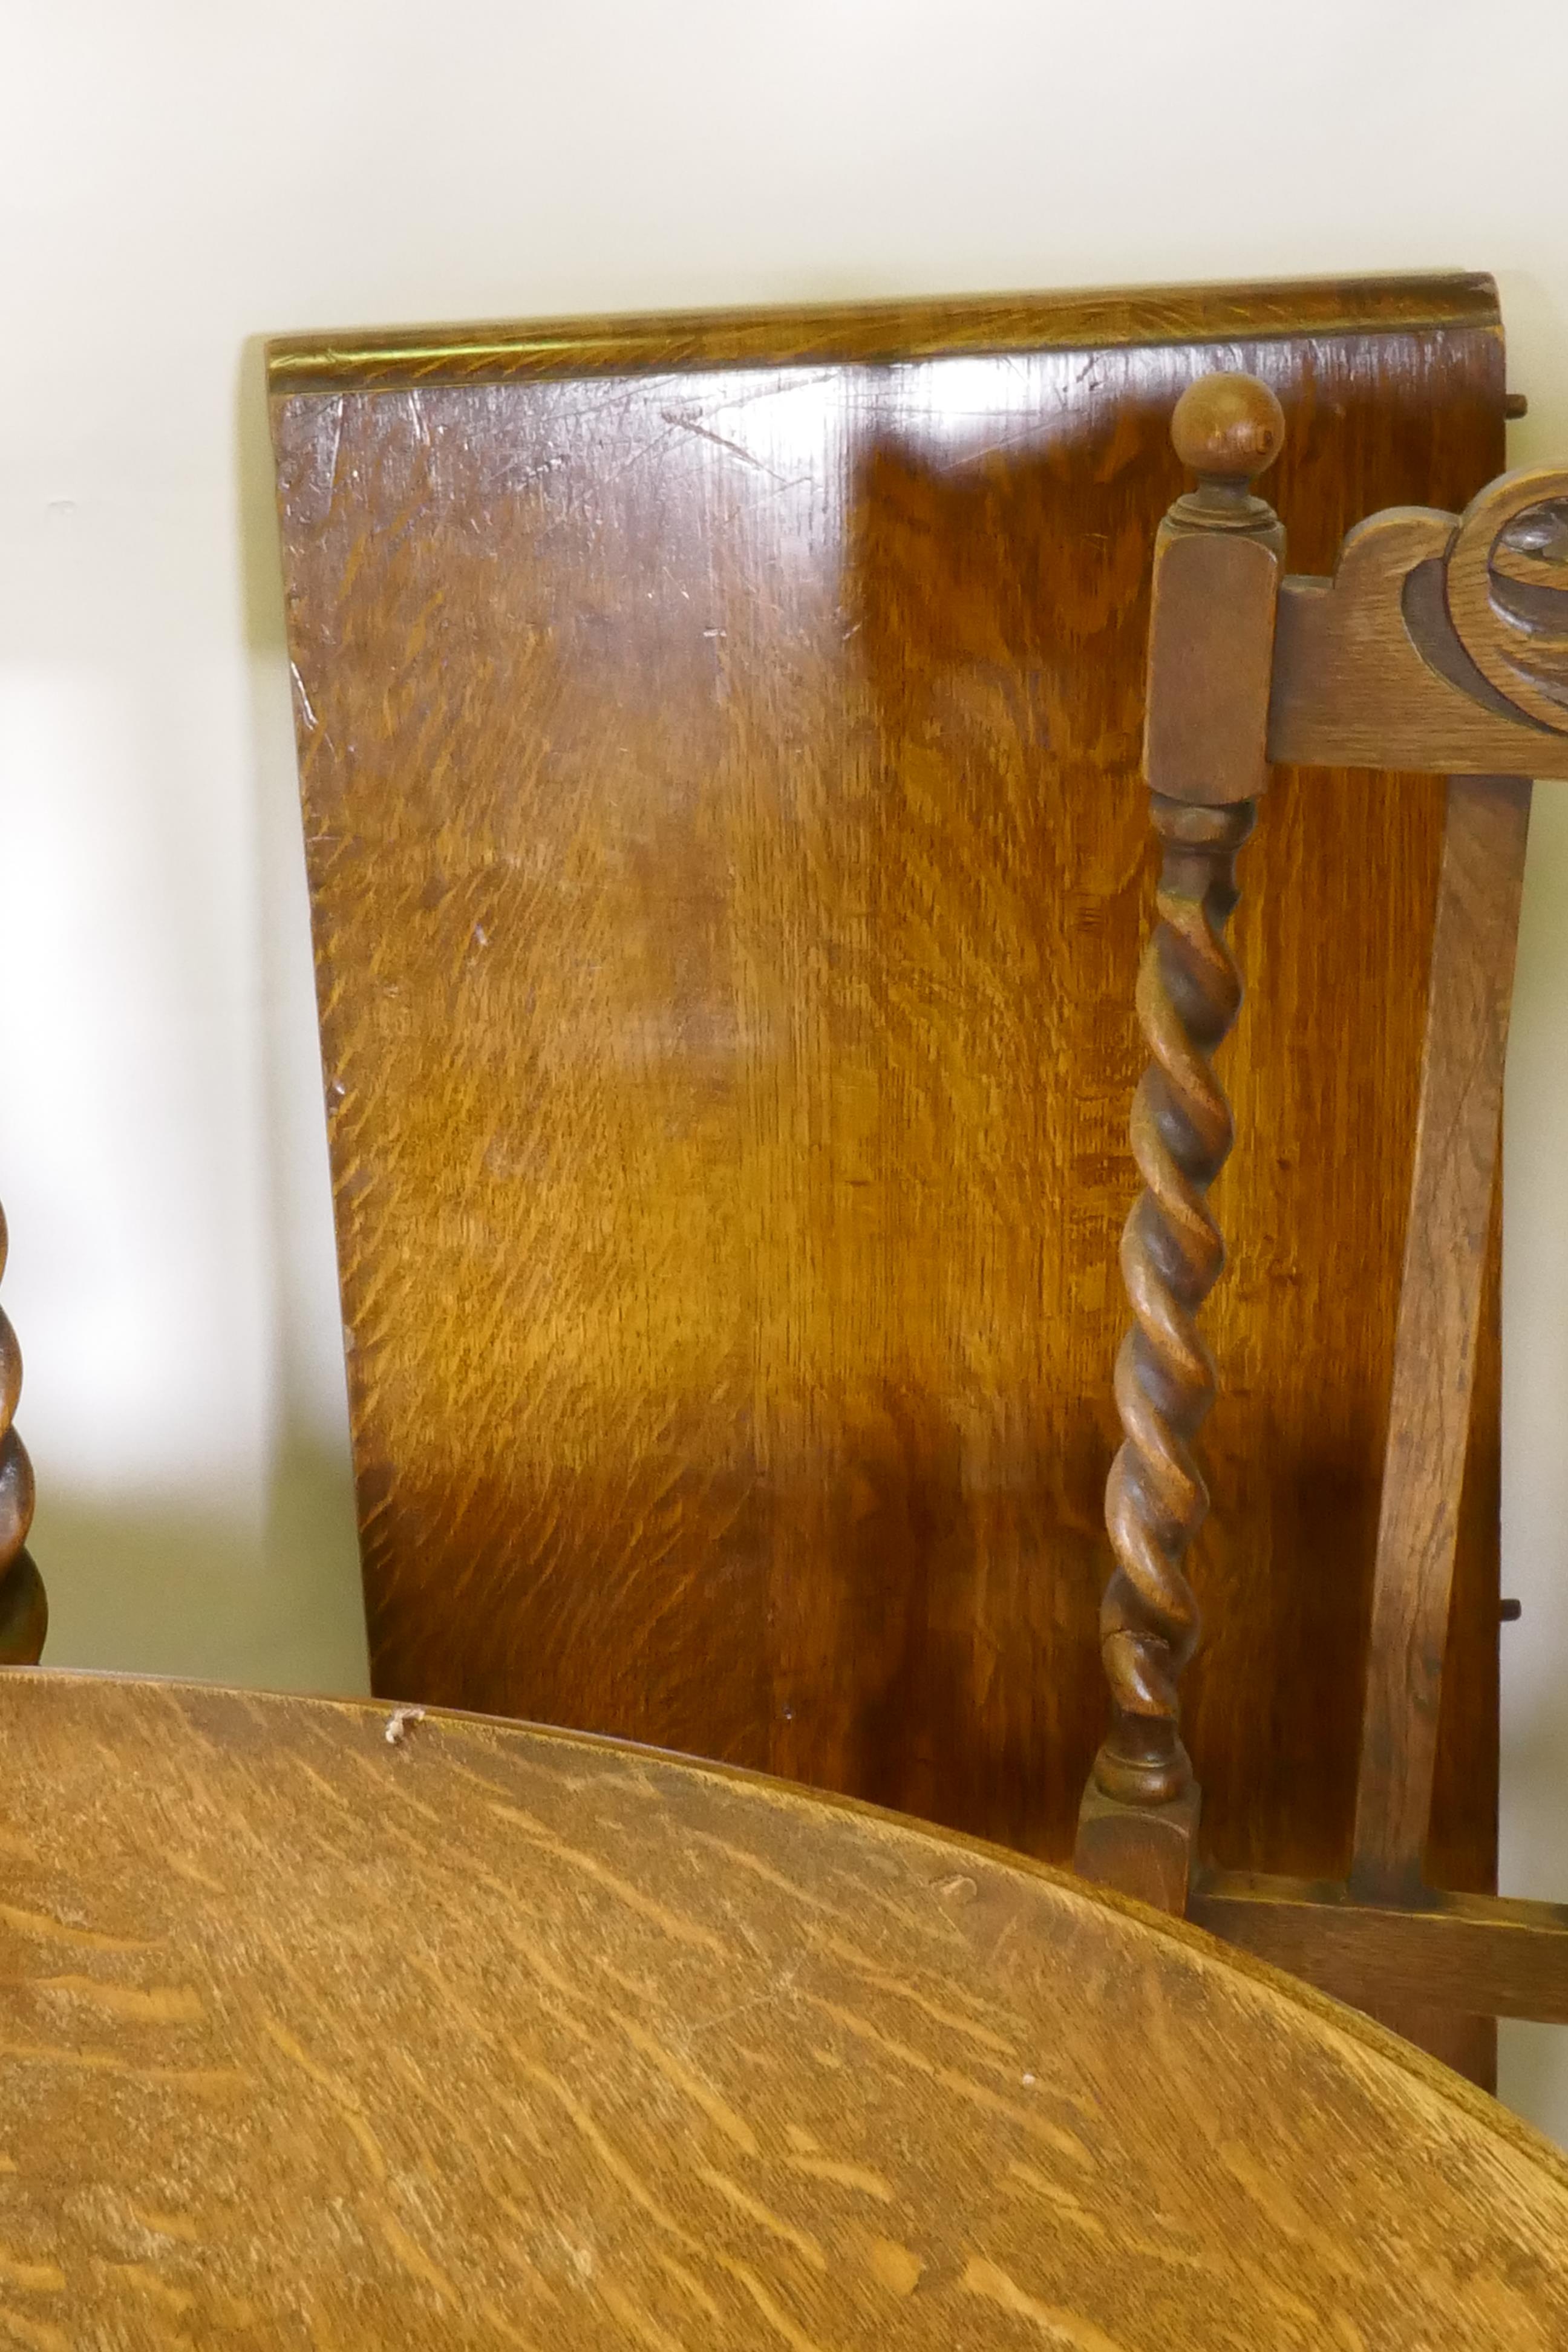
[1,1670,1563,2347]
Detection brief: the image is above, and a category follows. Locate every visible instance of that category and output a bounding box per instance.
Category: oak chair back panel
[269,276,1504,1876]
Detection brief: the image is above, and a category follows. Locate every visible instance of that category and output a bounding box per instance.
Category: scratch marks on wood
[613,2010,759,2154]
[289,661,318,733]
[657,407,786,478]
[482,1798,733,1958]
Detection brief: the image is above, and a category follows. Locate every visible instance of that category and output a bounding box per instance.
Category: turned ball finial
[1171,373,1285,487]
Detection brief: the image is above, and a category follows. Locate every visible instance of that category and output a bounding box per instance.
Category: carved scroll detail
[0,1209,45,1665]
[1093,794,1253,1809]
[1272,462,1568,780]
[1443,469,1568,734]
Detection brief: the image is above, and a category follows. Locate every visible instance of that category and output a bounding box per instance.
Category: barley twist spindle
[0,1205,45,1664]
[1094,793,1252,1805]
[1076,371,1285,1906]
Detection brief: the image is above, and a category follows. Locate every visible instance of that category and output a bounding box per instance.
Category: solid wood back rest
[268,275,1506,1879]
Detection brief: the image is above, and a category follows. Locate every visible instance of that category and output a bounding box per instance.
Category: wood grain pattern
[268,278,1506,1893]
[4,1665,1568,2346]
[1351,776,1532,1901]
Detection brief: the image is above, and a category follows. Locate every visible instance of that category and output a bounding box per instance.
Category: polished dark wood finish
[269,279,1506,1896]
[1351,774,1532,1903]
[7,1665,1568,2342]
[0,1206,45,1664]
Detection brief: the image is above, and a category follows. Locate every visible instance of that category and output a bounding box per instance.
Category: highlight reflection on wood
[268,276,1506,1890]
[4,1668,1568,2344]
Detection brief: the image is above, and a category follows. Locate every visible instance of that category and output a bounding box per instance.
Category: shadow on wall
[33,1422,369,1695]
[119,327,376,1702]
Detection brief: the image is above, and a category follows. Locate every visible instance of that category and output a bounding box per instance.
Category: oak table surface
[1,1671,1563,2348]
